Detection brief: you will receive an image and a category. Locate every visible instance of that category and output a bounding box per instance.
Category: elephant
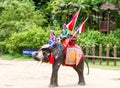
[32,42,89,87]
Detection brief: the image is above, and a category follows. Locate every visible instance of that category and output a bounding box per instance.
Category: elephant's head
[32,44,51,62]
[32,42,65,63]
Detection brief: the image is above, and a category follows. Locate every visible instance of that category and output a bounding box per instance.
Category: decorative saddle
[49,35,84,66]
[61,35,84,66]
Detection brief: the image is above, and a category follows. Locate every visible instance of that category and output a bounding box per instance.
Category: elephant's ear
[53,43,65,59]
[41,44,50,50]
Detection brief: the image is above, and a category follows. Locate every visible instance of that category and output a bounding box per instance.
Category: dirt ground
[0,59,120,88]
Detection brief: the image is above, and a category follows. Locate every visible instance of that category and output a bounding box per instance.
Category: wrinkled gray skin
[32,42,88,87]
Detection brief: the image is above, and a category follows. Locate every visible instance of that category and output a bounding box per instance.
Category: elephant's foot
[78,82,85,86]
[49,84,58,88]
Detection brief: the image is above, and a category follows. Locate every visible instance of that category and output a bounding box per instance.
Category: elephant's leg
[49,62,61,87]
[73,60,85,86]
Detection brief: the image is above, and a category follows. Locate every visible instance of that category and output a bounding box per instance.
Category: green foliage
[4,28,61,54]
[0,0,120,58]
[0,41,6,53]
[112,29,120,56]
[3,27,120,57]
[5,27,49,54]
[43,0,120,30]
[77,30,102,55]
[77,29,120,57]
[77,30,101,46]
[0,0,47,40]
[33,0,50,9]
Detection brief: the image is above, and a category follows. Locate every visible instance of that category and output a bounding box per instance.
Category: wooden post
[114,45,117,66]
[107,10,110,34]
[106,44,110,66]
[92,44,96,64]
[99,44,102,65]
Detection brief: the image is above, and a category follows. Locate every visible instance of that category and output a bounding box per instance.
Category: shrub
[77,30,103,55]
[4,28,120,57]
[0,0,47,40]
[77,29,120,57]
[5,27,49,54]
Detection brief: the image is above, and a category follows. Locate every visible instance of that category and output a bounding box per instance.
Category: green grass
[87,59,120,70]
[0,54,33,61]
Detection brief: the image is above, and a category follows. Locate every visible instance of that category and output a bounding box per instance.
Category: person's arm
[52,36,56,41]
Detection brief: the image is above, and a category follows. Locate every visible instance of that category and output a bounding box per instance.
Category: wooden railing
[80,44,120,66]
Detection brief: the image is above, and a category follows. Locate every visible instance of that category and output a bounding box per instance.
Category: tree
[32,0,50,9]
[0,0,46,40]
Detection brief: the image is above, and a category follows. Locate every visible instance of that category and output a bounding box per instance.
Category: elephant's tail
[84,58,89,75]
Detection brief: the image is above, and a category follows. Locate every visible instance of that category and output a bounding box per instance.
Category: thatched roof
[100,2,118,11]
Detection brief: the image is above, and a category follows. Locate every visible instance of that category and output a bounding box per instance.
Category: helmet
[63,23,67,29]
[63,23,66,26]
[50,30,54,33]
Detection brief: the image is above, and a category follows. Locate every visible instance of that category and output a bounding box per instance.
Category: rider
[60,23,70,40]
[48,30,56,48]
[60,24,70,47]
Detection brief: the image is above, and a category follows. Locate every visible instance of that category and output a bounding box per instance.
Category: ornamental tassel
[49,54,54,64]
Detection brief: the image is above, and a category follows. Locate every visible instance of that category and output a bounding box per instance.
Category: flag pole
[72,8,81,31]
[66,8,81,31]
[70,17,89,40]
[73,17,88,35]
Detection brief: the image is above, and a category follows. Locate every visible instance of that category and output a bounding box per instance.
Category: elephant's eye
[43,51,50,57]
[43,52,45,54]
[43,52,47,55]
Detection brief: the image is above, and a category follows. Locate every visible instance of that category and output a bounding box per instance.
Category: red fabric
[49,54,54,64]
[66,9,80,31]
[61,38,70,48]
[63,44,84,66]
[69,35,77,46]
[77,17,88,34]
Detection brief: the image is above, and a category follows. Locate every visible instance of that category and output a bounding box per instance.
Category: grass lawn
[0,54,33,61]
[0,54,120,70]
[87,59,120,70]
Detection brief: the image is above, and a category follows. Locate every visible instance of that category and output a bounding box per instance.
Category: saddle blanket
[64,45,84,66]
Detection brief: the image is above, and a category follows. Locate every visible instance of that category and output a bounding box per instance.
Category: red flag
[77,17,88,34]
[66,9,80,31]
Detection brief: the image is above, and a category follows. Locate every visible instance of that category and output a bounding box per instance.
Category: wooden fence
[80,44,120,66]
